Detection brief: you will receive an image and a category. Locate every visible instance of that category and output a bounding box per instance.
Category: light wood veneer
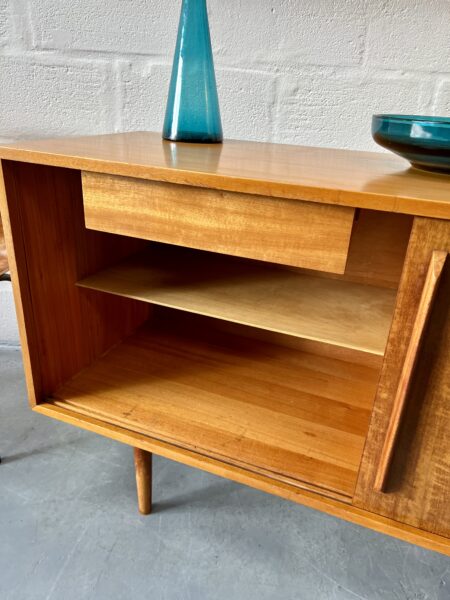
[0,162,149,404]
[78,245,396,356]
[373,250,448,492]
[1,133,449,556]
[82,172,355,273]
[34,401,450,555]
[355,217,450,538]
[0,132,449,218]
[51,321,379,500]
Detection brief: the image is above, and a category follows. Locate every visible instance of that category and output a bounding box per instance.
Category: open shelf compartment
[77,244,397,356]
[50,317,380,501]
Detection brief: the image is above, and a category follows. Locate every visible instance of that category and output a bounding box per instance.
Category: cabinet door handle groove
[374,250,448,493]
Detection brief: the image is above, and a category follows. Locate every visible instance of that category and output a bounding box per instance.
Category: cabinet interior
[3,161,413,503]
[52,207,412,502]
[52,310,380,501]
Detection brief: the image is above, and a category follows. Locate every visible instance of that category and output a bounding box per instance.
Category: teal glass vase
[163,0,223,143]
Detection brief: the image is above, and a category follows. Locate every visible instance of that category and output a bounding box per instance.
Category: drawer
[82,172,355,273]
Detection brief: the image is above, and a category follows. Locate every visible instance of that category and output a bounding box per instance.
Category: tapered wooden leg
[134,448,152,515]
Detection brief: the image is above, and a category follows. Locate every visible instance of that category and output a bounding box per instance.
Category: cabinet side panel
[0,161,149,404]
[0,161,42,403]
[354,217,450,537]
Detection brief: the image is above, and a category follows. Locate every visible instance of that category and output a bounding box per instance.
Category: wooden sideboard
[0,132,448,555]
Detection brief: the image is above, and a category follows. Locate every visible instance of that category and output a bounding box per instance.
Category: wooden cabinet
[0,132,449,556]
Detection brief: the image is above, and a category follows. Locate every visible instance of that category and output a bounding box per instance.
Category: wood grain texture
[355,217,450,537]
[0,132,449,218]
[0,161,43,403]
[51,322,380,500]
[34,402,450,556]
[0,161,150,404]
[154,306,385,370]
[0,213,8,275]
[186,314,385,370]
[344,210,412,289]
[374,251,448,492]
[2,134,449,552]
[78,245,396,355]
[134,448,152,515]
[82,171,355,273]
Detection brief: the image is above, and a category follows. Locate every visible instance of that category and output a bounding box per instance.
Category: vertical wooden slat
[354,217,450,537]
[373,251,447,492]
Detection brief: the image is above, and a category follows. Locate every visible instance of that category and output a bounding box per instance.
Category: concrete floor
[1,347,449,600]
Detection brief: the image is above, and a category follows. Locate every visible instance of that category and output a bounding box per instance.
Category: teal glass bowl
[372,114,450,174]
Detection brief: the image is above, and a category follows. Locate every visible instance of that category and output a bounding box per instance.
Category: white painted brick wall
[0,0,449,343]
[0,281,19,346]
[0,0,8,48]
[0,56,116,138]
[436,81,450,114]
[0,0,448,147]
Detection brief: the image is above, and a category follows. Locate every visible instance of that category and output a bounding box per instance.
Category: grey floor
[1,347,449,600]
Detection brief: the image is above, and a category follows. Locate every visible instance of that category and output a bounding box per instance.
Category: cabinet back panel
[276,210,412,290]
[345,210,412,289]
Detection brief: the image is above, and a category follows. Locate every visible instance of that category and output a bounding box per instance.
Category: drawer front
[82,172,355,273]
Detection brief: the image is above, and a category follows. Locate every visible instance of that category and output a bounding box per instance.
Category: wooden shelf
[51,322,380,500]
[78,246,396,356]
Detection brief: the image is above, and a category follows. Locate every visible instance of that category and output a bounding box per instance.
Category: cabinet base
[34,402,450,556]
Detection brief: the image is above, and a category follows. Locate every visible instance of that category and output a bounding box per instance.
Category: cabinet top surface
[0,131,449,219]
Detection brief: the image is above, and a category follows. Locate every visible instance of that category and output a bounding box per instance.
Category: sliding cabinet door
[354,217,450,538]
